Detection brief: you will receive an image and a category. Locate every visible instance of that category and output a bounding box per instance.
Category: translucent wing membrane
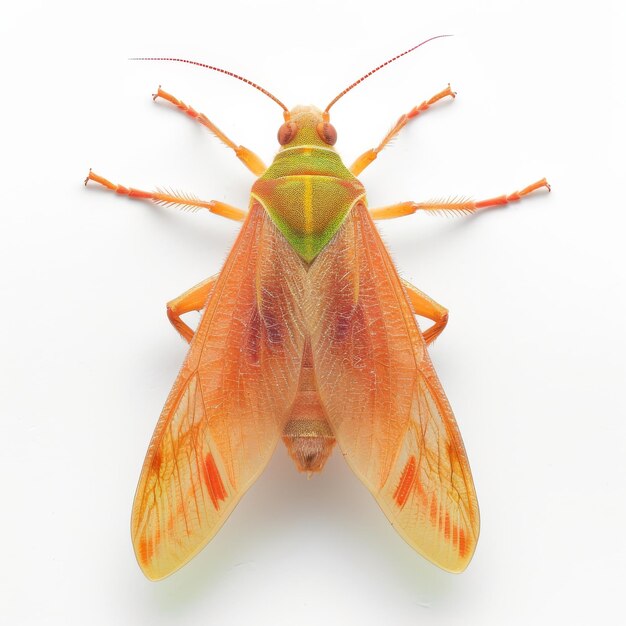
[131,205,307,580]
[132,202,478,577]
[308,204,479,572]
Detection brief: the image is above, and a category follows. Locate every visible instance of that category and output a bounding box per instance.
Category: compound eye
[278,122,298,145]
[316,122,337,145]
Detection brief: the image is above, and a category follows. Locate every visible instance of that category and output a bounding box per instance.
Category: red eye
[316,122,337,145]
[278,122,297,145]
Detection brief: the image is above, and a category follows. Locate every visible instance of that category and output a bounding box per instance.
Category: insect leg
[166,275,218,343]
[369,178,550,219]
[85,170,246,221]
[350,85,455,176]
[153,86,267,175]
[401,279,449,345]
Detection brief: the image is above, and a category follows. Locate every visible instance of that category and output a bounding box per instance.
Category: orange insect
[85,37,549,580]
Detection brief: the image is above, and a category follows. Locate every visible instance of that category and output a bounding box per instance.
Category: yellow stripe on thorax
[304,176,313,258]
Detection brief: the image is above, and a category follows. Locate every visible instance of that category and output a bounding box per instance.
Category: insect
[86,37,549,580]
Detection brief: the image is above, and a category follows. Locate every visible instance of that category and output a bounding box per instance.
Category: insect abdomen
[282,341,335,473]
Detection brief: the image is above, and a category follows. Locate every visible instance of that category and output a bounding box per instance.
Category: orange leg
[350,85,455,176]
[167,275,218,343]
[370,178,551,220]
[154,86,266,176]
[84,170,246,221]
[402,279,448,345]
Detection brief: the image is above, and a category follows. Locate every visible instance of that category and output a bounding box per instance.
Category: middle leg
[370,178,550,220]
[85,170,246,221]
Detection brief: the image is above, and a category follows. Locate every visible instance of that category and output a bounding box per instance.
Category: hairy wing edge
[131,206,306,580]
[312,204,479,572]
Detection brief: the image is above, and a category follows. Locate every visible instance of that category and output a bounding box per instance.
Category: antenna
[324,35,452,113]
[130,57,289,113]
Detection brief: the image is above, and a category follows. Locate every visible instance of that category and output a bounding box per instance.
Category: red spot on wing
[459,528,467,558]
[429,495,438,526]
[203,453,227,510]
[424,492,470,556]
[393,458,468,558]
[393,455,416,509]
[415,474,427,506]
[392,466,468,560]
[150,449,162,473]
[138,537,155,565]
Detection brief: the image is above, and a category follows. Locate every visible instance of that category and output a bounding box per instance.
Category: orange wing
[308,203,479,572]
[131,205,307,580]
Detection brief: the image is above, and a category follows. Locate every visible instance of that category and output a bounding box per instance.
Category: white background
[1,1,624,624]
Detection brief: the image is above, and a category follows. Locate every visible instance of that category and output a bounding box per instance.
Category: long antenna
[130,57,289,113]
[324,35,452,114]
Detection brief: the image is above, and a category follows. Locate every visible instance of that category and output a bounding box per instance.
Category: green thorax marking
[251,146,365,263]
